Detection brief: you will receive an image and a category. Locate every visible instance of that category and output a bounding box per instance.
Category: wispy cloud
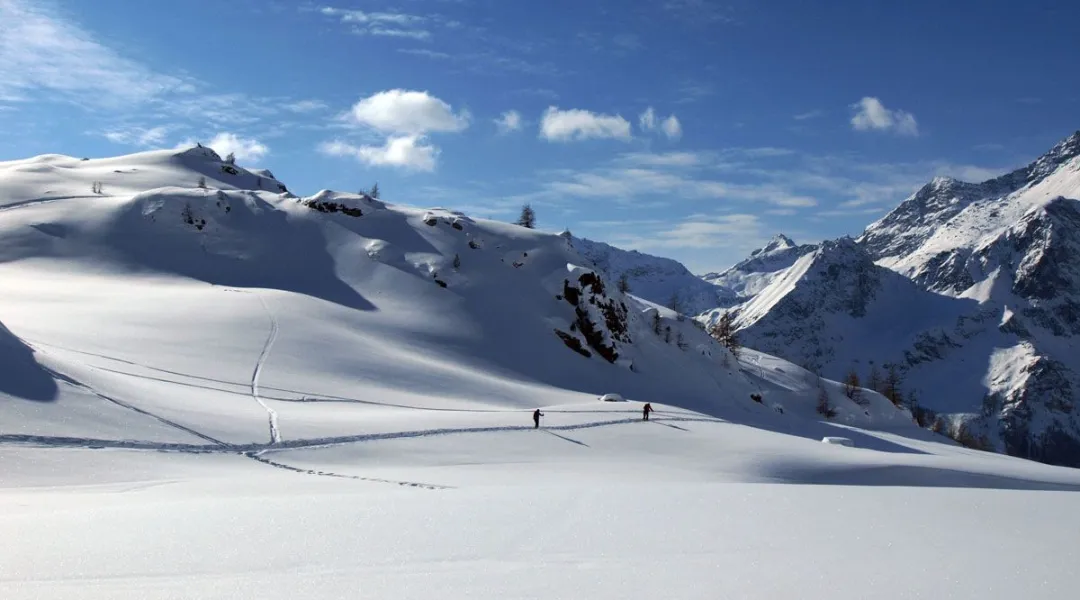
[101,125,172,147]
[850,97,919,136]
[317,5,464,42]
[540,107,632,142]
[639,106,682,140]
[495,110,523,134]
[361,27,431,40]
[397,48,452,60]
[616,152,703,167]
[793,110,824,121]
[662,0,737,23]
[0,0,331,142]
[0,0,191,107]
[661,115,682,140]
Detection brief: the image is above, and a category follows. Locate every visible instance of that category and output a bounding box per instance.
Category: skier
[533,409,544,429]
[642,403,653,421]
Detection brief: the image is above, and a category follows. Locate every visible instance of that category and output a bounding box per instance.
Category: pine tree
[843,368,866,406]
[617,273,630,294]
[669,293,685,321]
[816,381,835,418]
[708,312,740,358]
[867,363,882,393]
[516,203,536,229]
[224,152,236,165]
[368,183,380,199]
[882,365,904,407]
[676,331,687,350]
[452,253,461,270]
[664,325,672,344]
[197,176,207,189]
[652,311,662,335]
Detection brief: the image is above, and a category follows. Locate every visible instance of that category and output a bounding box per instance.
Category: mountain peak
[753,234,796,256]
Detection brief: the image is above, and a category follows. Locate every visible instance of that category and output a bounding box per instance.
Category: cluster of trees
[842,362,905,408]
[707,312,740,359]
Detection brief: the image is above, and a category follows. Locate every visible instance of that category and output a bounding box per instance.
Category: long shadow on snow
[109,191,375,311]
[762,462,1080,492]
[732,408,931,456]
[0,320,58,401]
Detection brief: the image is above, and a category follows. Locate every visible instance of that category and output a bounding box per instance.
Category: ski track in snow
[24,343,231,448]
[245,452,452,490]
[0,415,718,454]
[250,292,282,444]
[23,338,714,419]
[0,194,99,214]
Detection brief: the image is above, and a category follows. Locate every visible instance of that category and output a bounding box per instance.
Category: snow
[702,233,816,302]
[571,235,734,314]
[3,147,1080,598]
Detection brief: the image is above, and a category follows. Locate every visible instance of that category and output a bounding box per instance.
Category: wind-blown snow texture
[4,146,1080,599]
[716,131,1080,467]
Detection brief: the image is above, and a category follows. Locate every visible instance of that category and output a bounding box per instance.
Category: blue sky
[1,0,1077,272]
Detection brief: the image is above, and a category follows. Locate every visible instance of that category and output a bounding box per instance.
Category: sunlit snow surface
[2,149,1079,599]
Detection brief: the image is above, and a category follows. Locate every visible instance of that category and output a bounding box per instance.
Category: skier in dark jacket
[642,403,653,421]
[533,409,544,428]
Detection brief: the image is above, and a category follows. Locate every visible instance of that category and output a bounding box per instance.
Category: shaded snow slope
[570,234,736,314]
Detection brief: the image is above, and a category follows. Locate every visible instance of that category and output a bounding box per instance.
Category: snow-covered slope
[702,234,817,301]
[0,145,915,447]
[718,132,1080,467]
[4,146,1080,599]
[570,234,737,314]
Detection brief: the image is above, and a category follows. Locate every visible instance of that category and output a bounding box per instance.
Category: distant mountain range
[702,131,1080,466]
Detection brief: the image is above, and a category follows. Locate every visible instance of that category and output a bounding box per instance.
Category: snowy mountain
[702,233,818,301]
[0,145,913,447]
[715,132,1080,467]
[6,146,1080,599]
[570,235,737,314]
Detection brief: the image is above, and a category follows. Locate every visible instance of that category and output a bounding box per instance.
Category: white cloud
[102,125,171,147]
[495,110,523,134]
[540,107,632,142]
[850,97,919,136]
[319,136,437,171]
[661,115,682,140]
[207,133,268,162]
[0,0,190,106]
[639,106,681,140]
[639,107,657,131]
[348,89,469,135]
